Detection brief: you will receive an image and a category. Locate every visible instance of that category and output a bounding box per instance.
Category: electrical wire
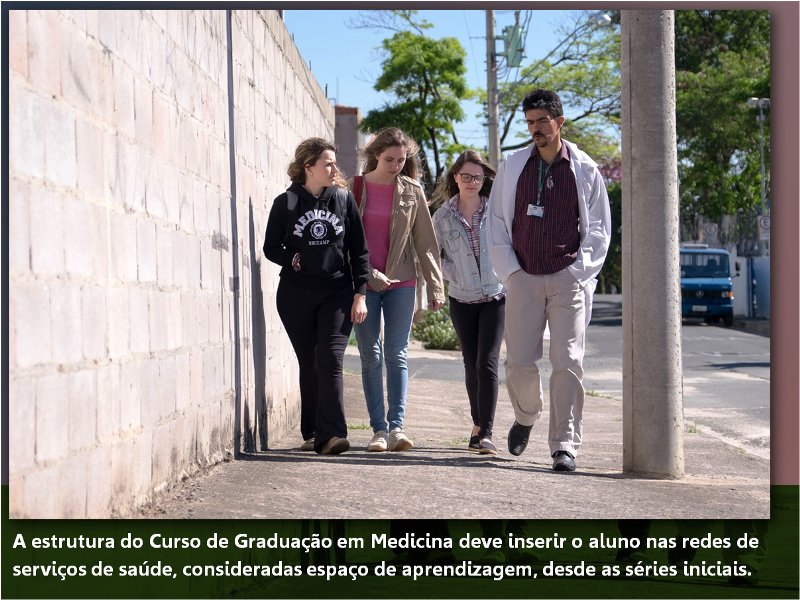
[463,11,483,90]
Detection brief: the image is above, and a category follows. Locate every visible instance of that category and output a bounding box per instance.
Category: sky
[283,9,598,155]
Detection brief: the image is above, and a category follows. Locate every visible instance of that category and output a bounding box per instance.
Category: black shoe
[478,438,498,455]
[468,435,481,452]
[728,570,759,585]
[552,450,576,472]
[667,539,697,567]
[507,421,533,456]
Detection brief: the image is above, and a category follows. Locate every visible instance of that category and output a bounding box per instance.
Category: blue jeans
[353,287,417,432]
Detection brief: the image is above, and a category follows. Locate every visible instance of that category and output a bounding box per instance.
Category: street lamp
[596,13,613,27]
[747,97,770,216]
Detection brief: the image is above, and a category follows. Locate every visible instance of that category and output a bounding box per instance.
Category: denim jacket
[432,197,505,302]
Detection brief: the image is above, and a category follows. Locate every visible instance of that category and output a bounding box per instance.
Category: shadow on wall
[249,200,269,451]
[225,10,244,456]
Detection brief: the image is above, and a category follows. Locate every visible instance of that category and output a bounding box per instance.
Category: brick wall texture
[8,9,335,518]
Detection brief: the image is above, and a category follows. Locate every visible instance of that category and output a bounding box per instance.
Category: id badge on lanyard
[528,158,553,219]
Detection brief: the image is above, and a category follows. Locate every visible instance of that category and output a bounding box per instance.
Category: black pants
[449,296,505,439]
[276,279,353,453]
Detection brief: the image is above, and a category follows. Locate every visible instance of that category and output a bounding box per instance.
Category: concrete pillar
[621,10,684,478]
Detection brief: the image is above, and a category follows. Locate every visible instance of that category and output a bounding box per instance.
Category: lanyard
[536,158,554,206]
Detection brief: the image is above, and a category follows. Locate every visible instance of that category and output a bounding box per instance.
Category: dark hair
[432,150,496,207]
[361,127,419,179]
[287,137,347,187]
[521,88,563,118]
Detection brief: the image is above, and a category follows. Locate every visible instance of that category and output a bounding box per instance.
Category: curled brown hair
[432,150,496,208]
[361,127,420,180]
[287,137,348,188]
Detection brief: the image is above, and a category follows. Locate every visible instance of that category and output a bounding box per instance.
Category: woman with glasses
[349,127,445,452]
[432,151,504,455]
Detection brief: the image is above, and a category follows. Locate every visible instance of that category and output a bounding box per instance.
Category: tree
[597,181,622,294]
[674,10,770,232]
[353,15,473,192]
[478,10,621,164]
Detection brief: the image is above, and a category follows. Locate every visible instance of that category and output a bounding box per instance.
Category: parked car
[680,245,738,326]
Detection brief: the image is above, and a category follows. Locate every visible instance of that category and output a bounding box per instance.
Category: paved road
[345,294,770,459]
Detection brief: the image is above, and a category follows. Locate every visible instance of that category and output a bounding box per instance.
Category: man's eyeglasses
[458,173,486,184]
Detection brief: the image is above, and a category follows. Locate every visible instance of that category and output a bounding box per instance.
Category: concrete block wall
[9,9,335,518]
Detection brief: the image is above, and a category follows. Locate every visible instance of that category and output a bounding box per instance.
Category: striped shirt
[448,195,505,304]
[511,142,580,275]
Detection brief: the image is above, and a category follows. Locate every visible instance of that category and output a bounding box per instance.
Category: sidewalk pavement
[142,342,769,521]
[732,317,770,337]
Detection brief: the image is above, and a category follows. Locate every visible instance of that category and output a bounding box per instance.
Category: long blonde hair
[361,128,420,180]
[287,137,348,188]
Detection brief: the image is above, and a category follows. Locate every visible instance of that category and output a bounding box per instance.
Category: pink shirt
[362,181,416,291]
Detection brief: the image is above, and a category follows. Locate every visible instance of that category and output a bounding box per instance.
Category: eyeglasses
[458,173,485,184]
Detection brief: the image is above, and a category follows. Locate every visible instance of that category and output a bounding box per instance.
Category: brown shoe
[300,438,315,451]
[320,437,350,455]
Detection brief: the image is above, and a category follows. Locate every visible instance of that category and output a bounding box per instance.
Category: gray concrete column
[621,10,684,478]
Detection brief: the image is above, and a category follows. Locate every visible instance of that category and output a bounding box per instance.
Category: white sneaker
[388,429,413,452]
[367,430,388,452]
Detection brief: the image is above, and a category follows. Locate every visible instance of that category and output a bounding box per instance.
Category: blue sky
[283,9,584,153]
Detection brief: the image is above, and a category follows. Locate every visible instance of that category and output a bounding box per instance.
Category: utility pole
[746,97,770,216]
[486,10,501,168]
[621,10,684,478]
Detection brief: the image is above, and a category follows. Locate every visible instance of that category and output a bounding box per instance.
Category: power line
[463,11,482,89]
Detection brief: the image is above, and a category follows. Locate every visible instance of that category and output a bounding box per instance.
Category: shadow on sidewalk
[235,450,637,481]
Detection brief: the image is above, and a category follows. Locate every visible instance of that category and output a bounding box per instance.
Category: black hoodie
[263,182,370,295]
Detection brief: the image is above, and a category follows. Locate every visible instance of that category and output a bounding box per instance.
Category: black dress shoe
[507,421,534,456]
[552,450,576,472]
[468,435,481,452]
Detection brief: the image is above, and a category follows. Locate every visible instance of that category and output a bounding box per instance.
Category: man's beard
[533,134,549,147]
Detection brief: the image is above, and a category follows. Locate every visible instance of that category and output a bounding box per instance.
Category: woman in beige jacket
[349,128,445,452]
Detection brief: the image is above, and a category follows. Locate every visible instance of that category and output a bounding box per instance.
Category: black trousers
[276,279,353,453]
[448,296,506,439]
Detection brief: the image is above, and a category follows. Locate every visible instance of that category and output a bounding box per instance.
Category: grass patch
[613,417,623,422]
[587,388,616,400]
[736,447,747,455]
[442,438,470,446]
[348,331,358,346]
[685,423,697,434]
[347,423,370,430]
[343,368,361,375]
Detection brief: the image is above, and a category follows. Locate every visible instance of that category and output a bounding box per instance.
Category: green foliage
[478,11,621,162]
[359,29,473,193]
[411,300,460,351]
[597,182,621,294]
[675,10,770,227]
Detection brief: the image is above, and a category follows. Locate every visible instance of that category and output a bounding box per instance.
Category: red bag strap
[353,176,364,208]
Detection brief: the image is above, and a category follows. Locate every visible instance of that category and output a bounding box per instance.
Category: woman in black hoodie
[263,138,370,455]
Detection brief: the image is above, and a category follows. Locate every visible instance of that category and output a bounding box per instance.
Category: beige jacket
[349,174,445,305]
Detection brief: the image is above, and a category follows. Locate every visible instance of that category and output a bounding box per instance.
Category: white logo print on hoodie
[293,209,344,238]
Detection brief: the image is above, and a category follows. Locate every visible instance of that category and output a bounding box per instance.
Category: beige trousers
[504,268,586,457]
